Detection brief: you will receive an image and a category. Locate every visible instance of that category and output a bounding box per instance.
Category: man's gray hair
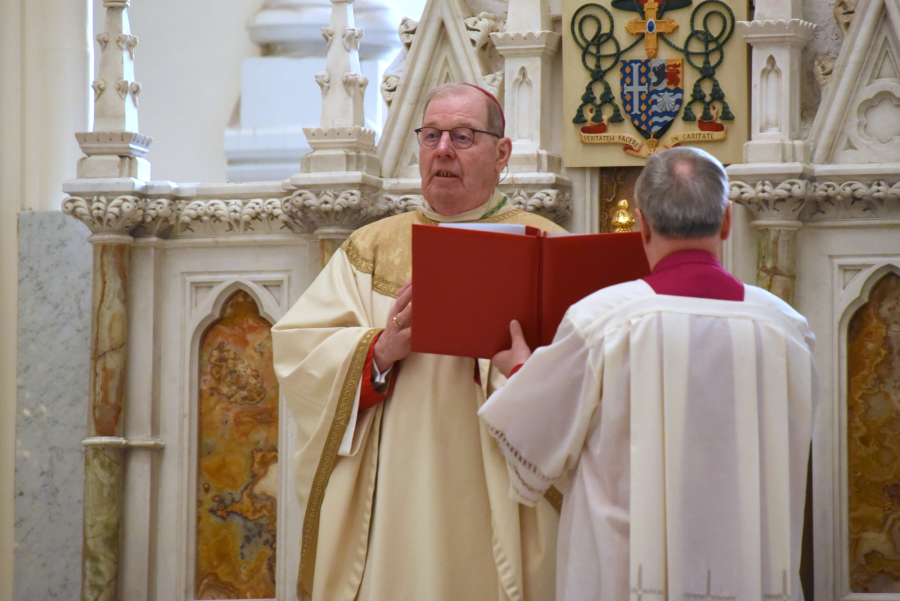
[633,147,729,238]
[423,83,505,137]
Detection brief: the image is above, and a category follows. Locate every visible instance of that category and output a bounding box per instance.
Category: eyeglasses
[414,127,501,150]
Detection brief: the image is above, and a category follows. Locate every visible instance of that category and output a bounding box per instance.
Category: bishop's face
[418,90,511,216]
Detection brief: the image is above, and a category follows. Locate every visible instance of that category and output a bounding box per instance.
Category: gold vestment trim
[372,276,401,298]
[342,238,403,299]
[342,238,374,274]
[298,328,379,580]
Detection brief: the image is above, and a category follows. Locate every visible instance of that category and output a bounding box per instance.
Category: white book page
[439,223,529,235]
[545,232,596,238]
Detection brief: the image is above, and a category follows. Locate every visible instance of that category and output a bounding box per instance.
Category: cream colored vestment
[479,280,817,601]
[272,192,564,601]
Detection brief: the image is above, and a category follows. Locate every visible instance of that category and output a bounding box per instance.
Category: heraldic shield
[619,58,684,141]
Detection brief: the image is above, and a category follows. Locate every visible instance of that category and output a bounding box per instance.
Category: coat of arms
[562,0,747,166]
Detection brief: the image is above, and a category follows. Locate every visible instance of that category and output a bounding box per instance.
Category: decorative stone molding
[384,194,422,215]
[398,16,417,51]
[490,31,561,57]
[141,198,178,237]
[322,26,335,49]
[129,82,141,107]
[465,12,504,81]
[342,73,369,96]
[380,74,399,107]
[304,125,376,149]
[730,178,900,223]
[110,80,143,107]
[341,27,363,52]
[63,194,311,238]
[315,71,331,96]
[736,19,816,46]
[174,198,292,236]
[300,126,380,174]
[814,55,835,90]
[465,12,499,51]
[507,188,572,223]
[115,79,131,100]
[116,33,138,59]
[75,132,151,158]
[60,186,580,238]
[484,71,503,98]
[807,181,900,221]
[91,79,107,101]
[380,17,418,108]
[834,0,858,36]
[283,189,388,231]
[62,195,145,235]
[728,180,809,223]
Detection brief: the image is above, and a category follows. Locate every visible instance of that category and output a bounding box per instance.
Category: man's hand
[374,280,412,372]
[492,320,532,378]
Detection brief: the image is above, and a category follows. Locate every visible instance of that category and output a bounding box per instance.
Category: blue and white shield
[619,59,684,140]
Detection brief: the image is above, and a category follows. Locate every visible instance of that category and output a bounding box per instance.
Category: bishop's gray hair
[422,83,505,137]
[633,147,729,238]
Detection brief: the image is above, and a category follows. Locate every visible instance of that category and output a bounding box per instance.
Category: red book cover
[539,231,650,346]
[411,225,651,358]
[411,224,543,358]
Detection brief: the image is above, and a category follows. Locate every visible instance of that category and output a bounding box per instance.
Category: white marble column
[65,3,155,599]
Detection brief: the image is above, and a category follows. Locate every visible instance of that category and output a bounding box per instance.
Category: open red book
[410,223,651,359]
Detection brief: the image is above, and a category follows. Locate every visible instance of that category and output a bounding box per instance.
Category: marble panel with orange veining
[848,273,900,592]
[196,290,279,600]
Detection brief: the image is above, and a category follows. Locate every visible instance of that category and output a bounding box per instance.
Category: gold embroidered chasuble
[272,191,565,601]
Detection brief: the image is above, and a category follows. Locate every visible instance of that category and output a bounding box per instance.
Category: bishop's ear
[635,209,652,245]
[496,137,512,168]
[719,203,733,241]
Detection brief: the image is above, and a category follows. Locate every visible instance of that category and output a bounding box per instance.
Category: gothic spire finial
[75,0,151,179]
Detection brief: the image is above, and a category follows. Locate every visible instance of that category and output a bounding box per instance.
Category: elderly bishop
[272,83,563,601]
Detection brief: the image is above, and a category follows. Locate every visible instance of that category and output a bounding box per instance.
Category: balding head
[633,147,729,239]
